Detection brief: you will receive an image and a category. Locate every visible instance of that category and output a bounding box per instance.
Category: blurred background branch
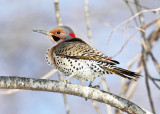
[54,0,70,114]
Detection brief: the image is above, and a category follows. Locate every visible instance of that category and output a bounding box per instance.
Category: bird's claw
[62,79,70,87]
[90,85,100,89]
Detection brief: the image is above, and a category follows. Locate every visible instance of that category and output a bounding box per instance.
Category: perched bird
[33,26,140,87]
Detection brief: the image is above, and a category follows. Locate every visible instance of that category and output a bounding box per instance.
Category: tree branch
[134,0,156,113]
[0,76,152,114]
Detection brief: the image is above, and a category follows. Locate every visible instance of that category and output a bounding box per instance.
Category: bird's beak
[32,29,51,36]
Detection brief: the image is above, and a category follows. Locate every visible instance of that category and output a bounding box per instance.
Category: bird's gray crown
[58,26,74,34]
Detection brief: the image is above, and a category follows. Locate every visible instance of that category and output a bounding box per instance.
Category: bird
[33,26,140,87]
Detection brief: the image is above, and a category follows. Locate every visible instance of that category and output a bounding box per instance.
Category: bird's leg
[66,74,74,80]
[88,77,100,89]
[85,78,100,101]
[91,85,100,89]
[88,81,93,87]
[62,74,74,84]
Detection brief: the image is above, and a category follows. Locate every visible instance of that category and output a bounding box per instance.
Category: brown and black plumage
[33,26,140,86]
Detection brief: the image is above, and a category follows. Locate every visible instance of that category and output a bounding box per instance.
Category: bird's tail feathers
[104,66,141,80]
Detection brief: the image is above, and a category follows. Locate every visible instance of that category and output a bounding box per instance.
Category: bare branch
[54,0,62,26]
[149,52,160,74]
[142,18,160,29]
[0,89,20,95]
[0,76,152,114]
[98,77,112,114]
[134,0,156,113]
[124,0,138,26]
[126,81,138,99]
[91,101,101,114]
[102,21,141,45]
[0,69,58,95]
[127,54,141,69]
[58,71,70,114]
[85,0,93,46]
[108,7,160,43]
[53,0,70,113]
[112,30,140,58]
[84,1,103,113]
[148,19,160,47]
[149,77,160,90]
[41,69,57,79]
[80,81,101,114]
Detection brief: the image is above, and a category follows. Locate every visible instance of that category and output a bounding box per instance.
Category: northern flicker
[33,26,140,86]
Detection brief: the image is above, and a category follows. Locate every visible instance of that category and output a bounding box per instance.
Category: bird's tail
[104,66,141,80]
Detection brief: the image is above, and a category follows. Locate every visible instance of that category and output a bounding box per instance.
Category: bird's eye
[57,31,60,34]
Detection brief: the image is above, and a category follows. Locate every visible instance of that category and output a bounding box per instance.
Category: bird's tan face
[47,28,68,45]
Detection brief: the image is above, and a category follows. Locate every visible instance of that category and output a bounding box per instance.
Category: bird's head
[33,26,76,45]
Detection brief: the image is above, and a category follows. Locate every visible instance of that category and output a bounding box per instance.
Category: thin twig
[54,0,62,26]
[54,0,70,113]
[84,1,103,113]
[58,72,70,114]
[126,54,141,69]
[112,30,140,58]
[108,7,160,44]
[126,81,138,99]
[101,78,112,114]
[142,18,160,29]
[148,19,160,47]
[134,0,156,113]
[117,6,160,113]
[124,0,139,26]
[149,51,160,75]
[102,20,141,45]
[85,0,93,46]
[80,80,101,114]
[91,101,101,114]
[0,89,20,95]
[41,69,57,79]
[125,63,143,99]
[149,76,160,90]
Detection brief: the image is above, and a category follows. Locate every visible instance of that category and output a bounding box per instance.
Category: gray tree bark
[0,76,152,114]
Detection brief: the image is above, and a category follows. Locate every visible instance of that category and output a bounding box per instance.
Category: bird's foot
[90,85,100,89]
[62,79,70,86]
[88,83,100,89]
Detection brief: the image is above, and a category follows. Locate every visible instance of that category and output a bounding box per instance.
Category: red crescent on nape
[69,33,76,38]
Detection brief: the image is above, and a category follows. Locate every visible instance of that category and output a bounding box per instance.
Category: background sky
[0,0,160,114]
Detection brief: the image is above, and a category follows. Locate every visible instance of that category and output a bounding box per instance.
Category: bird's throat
[52,35,60,42]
